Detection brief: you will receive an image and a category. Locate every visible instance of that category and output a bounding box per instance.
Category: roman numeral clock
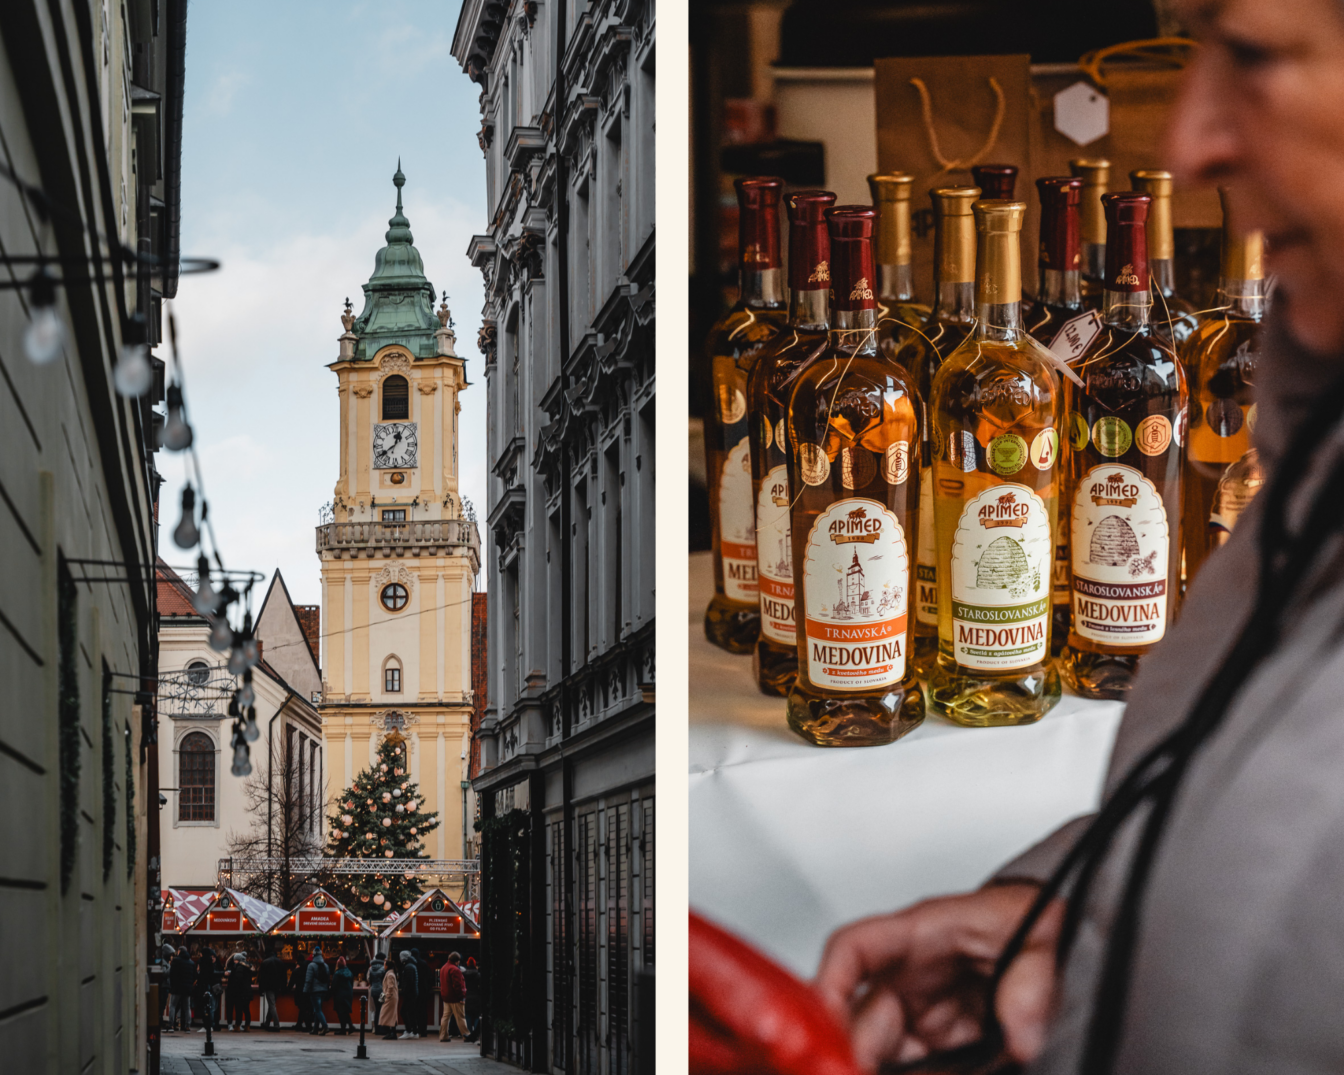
[373,422,418,469]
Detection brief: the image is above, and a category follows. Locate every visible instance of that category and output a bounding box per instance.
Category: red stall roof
[161,888,214,934]
[377,888,480,941]
[268,888,378,937]
[180,888,288,936]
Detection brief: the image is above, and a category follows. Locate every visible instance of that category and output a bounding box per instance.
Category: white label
[1048,310,1103,364]
[802,499,910,691]
[915,467,938,626]
[755,465,796,645]
[1053,81,1110,146]
[1070,463,1170,647]
[949,484,1052,670]
[719,437,758,602]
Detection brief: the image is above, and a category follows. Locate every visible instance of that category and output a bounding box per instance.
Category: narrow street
[161,1030,516,1074]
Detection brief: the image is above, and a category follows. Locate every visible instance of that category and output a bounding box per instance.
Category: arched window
[179,732,215,822]
[382,375,409,420]
[384,656,402,694]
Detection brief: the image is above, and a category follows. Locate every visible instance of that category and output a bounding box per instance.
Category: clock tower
[317,165,481,875]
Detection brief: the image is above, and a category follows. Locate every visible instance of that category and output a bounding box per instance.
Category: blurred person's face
[1169,0,1344,352]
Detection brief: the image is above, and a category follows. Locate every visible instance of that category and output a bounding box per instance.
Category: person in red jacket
[438,952,468,1042]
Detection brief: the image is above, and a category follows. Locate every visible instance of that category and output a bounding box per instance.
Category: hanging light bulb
[237,682,255,709]
[160,382,193,450]
[192,554,219,615]
[231,738,252,777]
[114,343,153,396]
[243,705,260,742]
[227,645,246,676]
[209,615,233,652]
[227,695,240,719]
[23,269,63,365]
[172,485,199,549]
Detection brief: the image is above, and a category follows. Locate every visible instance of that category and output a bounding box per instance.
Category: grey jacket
[1002,316,1344,1074]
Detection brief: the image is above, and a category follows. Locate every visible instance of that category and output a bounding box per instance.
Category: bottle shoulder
[1074,326,1185,398]
[706,305,789,359]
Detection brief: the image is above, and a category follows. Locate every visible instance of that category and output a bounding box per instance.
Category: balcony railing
[315,519,480,556]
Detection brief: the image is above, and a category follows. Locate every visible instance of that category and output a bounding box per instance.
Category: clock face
[373,423,418,469]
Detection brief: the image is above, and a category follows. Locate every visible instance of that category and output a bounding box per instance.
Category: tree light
[172,486,199,549]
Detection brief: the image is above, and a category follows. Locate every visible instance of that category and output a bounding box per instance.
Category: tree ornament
[380,764,388,772]
[341,814,352,825]
[407,800,417,811]
[384,849,394,857]
[393,789,402,798]
[374,893,384,905]
[382,792,392,803]
[382,817,392,827]
[409,827,417,834]
[396,805,405,814]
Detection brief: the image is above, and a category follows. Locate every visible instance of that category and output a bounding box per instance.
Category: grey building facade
[452,0,655,1071]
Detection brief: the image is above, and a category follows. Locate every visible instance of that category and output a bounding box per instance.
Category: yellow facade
[318,326,481,866]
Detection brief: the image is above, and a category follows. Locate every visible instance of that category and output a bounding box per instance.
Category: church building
[317,168,482,868]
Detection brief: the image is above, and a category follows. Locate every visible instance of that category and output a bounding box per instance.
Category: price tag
[1049,310,1103,365]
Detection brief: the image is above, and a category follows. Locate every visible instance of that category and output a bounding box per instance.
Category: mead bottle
[748,189,836,695]
[868,173,930,359]
[928,200,1063,726]
[704,176,788,652]
[1183,188,1266,583]
[1071,158,1110,308]
[971,164,1018,200]
[784,206,924,746]
[895,186,979,677]
[1130,170,1199,348]
[1060,193,1186,699]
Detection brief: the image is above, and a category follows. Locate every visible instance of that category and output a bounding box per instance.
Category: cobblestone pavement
[160,1028,519,1074]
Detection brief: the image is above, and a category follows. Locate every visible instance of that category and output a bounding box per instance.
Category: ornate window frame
[174,727,220,829]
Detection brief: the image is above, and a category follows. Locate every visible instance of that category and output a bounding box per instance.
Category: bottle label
[719,437,758,601]
[1052,514,1070,608]
[949,484,1052,670]
[1070,463,1170,647]
[1208,447,1264,547]
[802,498,910,691]
[755,465,796,645]
[916,468,938,626]
[1048,310,1103,364]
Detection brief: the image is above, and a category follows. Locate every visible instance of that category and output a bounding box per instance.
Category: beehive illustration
[976,536,1030,589]
[1090,515,1141,566]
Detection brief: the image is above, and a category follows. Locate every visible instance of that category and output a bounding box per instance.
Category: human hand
[814,884,1062,1071]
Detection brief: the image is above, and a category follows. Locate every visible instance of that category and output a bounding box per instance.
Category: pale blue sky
[161,0,488,609]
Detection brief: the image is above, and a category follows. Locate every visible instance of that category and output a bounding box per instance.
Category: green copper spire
[349,163,438,360]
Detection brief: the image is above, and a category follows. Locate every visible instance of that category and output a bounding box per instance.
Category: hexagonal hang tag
[1054,81,1109,146]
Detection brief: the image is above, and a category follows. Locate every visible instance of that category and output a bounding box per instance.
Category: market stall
[178,888,288,938]
[160,888,214,936]
[264,888,380,1025]
[379,889,482,1031]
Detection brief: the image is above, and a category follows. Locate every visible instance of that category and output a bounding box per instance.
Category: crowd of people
[162,941,481,1041]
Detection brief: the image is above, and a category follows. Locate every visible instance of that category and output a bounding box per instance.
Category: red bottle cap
[787,190,837,293]
[735,176,784,271]
[1102,191,1151,293]
[1036,177,1082,271]
[971,164,1018,201]
[825,206,878,312]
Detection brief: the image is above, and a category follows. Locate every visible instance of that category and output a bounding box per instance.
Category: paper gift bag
[875,54,1033,306]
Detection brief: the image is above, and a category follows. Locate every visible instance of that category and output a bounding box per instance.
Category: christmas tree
[325,730,440,913]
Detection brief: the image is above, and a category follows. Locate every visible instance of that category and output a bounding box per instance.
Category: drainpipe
[162,0,187,298]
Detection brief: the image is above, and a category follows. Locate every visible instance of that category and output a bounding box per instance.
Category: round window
[381,583,409,611]
[186,661,210,686]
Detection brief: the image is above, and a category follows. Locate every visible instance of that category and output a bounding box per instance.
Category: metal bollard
[356,995,369,1060]
[204,992,215,1056]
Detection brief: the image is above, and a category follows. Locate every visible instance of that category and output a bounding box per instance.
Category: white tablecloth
[688,551,1125,978]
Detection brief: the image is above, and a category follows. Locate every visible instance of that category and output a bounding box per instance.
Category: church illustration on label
[774,533,793,579]
[826,547,900,622]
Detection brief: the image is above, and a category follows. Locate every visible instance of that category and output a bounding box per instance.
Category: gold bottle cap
[1218,187,1265,282]
[1130,169,1175,262]
[867,173,915,267]
[931,186,980,285]
[973,200,1025,306]
[1070,158,1111,244]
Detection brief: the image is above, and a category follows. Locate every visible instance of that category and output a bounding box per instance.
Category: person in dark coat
[332,956,355,1034]
[290,952,310,1031]
[167,948,196,1032]
[223,950,253,1030]
[413,948,431,1038]
[304,948,331,1035]
[462,957,482,1042]
[198,946,222,1029]
[257,948,285,1031]
[368,954,386,1035]
[397,951,420,1039]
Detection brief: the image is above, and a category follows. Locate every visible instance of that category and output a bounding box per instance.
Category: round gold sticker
[840,446,877,489]
[759,414,773,450]
[882,442,911,485]
[798,443,831,486]
[1136,414,1172,456]
[775,418,786,452]
[718,383,747,424]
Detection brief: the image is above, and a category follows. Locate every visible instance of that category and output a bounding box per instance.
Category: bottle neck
[1219,276,1267,320]
[933,281,975,320]
[831,308,879,354]
[740,268,785,309]
[1083,241,1106,281]
[877,263,915,302]
[976,301,1021,341]
[1037,268,1082,309]
[1103,289,1151,331]
[788,288,830,330]
[1150,258,1176,297]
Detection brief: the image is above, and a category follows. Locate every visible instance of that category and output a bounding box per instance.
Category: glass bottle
[1071,158,1110,308]
[784,206,925,746]
[704,176,789,652]
[1182,187,1266,584]
[1130,170,1199,349]
[1060,192,1186,699]
[928,199,1063,726]
[971,164,1019,201]
[895,186,980,677]
[1025,176,1087,657]
[748,189,836,696]
[868,173,931,360]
